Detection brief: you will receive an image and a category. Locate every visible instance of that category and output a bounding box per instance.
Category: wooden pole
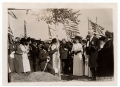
[96,17,97,34]
[24,20,27,38]
[87,17,89,30]
[96,17,97,24]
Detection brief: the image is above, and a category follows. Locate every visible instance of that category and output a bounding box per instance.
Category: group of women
[8,30,114,81]
[8,38,31,73]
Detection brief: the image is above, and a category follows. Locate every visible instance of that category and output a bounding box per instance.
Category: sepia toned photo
[2,3,117,86]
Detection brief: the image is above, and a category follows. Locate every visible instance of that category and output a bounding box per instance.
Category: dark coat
[88,36,99,67]
[39,49,56,75]
[59,43,68,60]
[100,40,114,76]
[39,49,57,64]
[31,44,38,60]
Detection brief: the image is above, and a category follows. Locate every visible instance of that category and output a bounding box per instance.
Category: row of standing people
[58,30,114,81]
[8,30,114,81]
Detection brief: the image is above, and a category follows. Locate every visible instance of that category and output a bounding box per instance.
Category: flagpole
[24,20,27,38]
[96,17,97,34]
[96,17,97,24]
[8,14,10,27]
[87,17,89,30]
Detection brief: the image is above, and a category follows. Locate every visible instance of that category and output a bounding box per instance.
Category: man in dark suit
[87,30,99,80]
[39,43,57,75]
[30,39,38,72]
[59,39,69,74]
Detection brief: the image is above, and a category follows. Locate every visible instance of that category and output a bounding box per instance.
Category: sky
[9,9,113,40]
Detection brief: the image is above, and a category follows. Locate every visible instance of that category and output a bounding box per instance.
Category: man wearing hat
[39,43,58,75]
[59,38,69,74]
[30,39,38,72]
[87,30,100,81]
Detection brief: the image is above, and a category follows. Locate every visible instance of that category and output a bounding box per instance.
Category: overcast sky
[9,9,113,40]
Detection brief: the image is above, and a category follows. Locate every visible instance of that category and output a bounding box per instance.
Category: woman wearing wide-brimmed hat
[100,30,114,77]
[71,36,84,76]
[20,38,31,73]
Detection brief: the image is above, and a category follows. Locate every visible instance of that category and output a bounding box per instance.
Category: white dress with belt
[72,43,84,76]
[20,45,31,72]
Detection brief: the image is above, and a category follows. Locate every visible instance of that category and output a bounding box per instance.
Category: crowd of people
[8,29,114,81]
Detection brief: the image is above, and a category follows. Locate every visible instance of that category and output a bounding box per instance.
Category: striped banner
[8,11,18,19]
[64,21,80,38]
[89,20,104,35]
[8,27,13,36]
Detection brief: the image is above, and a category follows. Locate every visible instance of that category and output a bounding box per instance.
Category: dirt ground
[9,71,92,82]
[61,74,90,82]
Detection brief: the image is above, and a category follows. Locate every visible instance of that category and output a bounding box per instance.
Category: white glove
[10,51,15,58]
[64,48,68,51]
[47,58,50,62]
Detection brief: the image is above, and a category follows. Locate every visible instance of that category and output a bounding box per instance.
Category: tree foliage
[26,9,81,25]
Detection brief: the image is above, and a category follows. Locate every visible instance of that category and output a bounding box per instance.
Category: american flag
[63,21,80,39]
[8,11,18,19]
[8,27,13,36]
[8,10,18,36]
[89,20,104,35]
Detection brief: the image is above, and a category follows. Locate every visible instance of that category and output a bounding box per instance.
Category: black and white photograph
[2,3,117,86]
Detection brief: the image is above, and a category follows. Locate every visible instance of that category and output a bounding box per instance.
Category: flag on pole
[8,27,13,36]
[96,25,104,35]
[8,11,18,19]
[24,20,27,38]
[8,27,14,44]
[63,20,80,40]
[48,25,52,39]
[89,20,104,36]
[48,25,57,39]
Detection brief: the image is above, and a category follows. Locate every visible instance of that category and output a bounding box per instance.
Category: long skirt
[8,55,16,73]
[84,59,92,77]
[22,53,31,72]
[14,54,24,73]
[52,53,61,74]
[73,53,83,76]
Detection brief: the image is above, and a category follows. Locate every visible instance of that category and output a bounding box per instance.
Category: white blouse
[72,43,83,52]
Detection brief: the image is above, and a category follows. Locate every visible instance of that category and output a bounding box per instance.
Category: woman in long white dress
[20,39,31,73]
[84,47,92,77]
[71,36,84,76]
[51,38,61,76]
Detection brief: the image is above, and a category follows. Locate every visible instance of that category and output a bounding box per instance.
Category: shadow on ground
[61,74,90,81]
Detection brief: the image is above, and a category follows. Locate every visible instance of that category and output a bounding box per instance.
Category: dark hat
[99,36,106,41]
[21,38,26,41]
[75,36,80,40]
[82,39,87,43]
[86,35,90,39]
[43,43,49,50]
[32,39,36,44]
[105,30,113,38]
[51,38,57,44]
[26,37,31,41]
[20,38,26,45]
[74,36,82,41]
[15,37,20,42]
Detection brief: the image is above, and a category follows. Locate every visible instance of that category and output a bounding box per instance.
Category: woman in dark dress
[96,36,106,78]
[100,31,114,77]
